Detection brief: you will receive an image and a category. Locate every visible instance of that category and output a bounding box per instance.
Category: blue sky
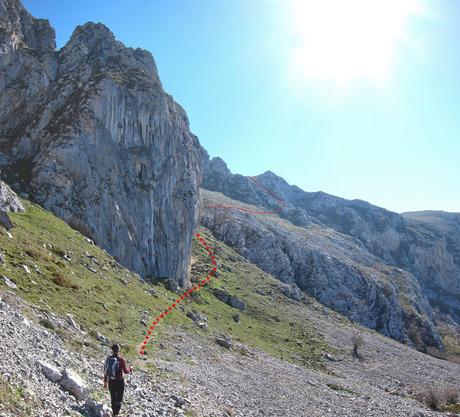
[23,0,460,213]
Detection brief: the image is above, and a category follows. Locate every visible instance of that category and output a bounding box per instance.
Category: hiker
[103,344,133,416]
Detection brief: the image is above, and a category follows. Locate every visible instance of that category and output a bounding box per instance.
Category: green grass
[326,383,358,395]
[442,403,460,413]
[1,200,331,370]
[168,227,332,368]
[1,201,177,360]
[0,375,39,416]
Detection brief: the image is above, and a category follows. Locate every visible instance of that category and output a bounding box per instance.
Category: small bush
[351,333,364,359]
[443,386,460,405]
[327,383,356,395]
[25,248,47,261]
[52,273,79,289]
[51,247,66,257]
[39,317,56,330]
[416,387,443,411]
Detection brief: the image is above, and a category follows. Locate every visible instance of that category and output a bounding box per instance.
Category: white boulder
[59,369,88,400]
[37,360,62,383]
[85,397,113,417]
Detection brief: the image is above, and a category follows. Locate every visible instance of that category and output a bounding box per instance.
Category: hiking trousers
[108,379,125,416]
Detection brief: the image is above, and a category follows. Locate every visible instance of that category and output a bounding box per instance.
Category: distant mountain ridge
[202,157,460,350]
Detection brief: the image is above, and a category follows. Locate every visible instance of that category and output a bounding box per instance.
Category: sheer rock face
[0,0,204,285]
[201,189,443,350]
[0,0,57,165]
[402,211,460,321]
[0,180,23,212]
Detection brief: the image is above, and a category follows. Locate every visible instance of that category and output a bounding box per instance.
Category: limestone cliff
[0,0,205,285]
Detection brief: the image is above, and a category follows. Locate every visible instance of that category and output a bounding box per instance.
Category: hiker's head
[112,344,120,355]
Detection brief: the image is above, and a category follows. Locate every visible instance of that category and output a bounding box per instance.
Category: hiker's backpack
[105,356,120,380]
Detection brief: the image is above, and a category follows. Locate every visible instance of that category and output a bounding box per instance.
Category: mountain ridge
[202,156,460,351]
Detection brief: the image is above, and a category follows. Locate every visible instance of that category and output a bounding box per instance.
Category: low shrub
[351,333,364,359]
[415,386,443,411]
[52,273,79,289]
[443,386,460,405]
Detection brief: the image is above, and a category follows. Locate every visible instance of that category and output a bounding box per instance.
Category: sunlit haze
[288,0,423,85]
[23,0,460,213]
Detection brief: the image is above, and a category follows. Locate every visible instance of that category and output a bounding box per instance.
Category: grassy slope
[184,227,331,368]
[0,200,331,369]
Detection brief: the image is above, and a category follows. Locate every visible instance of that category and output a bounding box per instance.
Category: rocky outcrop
[202,157,460,339]
[37,360,62,383]
[0,180,24,212]
[280,283,304,301]
[0,0,205,285]
[0,180,24,228]
[213,288,246,310]
[0,210,13,229]
[402,211,460,322]
[201,189,443,350]
[85,397,112,417]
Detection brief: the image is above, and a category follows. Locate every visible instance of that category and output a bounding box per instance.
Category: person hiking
[103,344,133,416]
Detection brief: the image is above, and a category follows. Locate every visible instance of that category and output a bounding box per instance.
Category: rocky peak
[58,21,161,86]
[60,22,119,65]
[205,157,232,178]
[68,22,116,48]
[257,170,282,181]
[0,0,55,52]
[255,170,295,201]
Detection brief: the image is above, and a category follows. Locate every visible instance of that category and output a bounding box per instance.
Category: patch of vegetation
[435,322,460,364]
[415,386,460,412]
[0,375,39,416]
[52,272,79,289]
[25,247,50,262]
[326,383,357,395]
[0,201,176,362]
[351,332,364,359]
[51,247,67,258]
[184,410,200,417]
[442,403,460,413]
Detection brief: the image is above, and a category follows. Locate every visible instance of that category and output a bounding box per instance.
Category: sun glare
[288,0,422,86]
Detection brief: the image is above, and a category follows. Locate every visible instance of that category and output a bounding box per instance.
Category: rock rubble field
[2,289,459,417]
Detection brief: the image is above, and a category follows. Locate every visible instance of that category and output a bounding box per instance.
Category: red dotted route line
[247,176,290,209]
[139,177,288,354]
[138,232,218,355]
